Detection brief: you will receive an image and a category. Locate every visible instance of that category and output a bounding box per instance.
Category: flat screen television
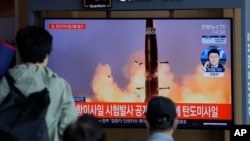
[43,18,233,129]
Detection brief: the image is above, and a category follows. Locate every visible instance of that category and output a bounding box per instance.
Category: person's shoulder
[147,133,174,141]
[44,67,71,89]
[45,67,65,81]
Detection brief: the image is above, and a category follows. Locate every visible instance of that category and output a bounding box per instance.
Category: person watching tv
[0,26,78,141]
[145,96,178,141]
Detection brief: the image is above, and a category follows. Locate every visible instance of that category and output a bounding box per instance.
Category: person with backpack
[0,26,78,141]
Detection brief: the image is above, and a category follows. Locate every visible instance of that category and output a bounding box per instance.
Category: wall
[0,0,17,41]
[0,17,15,41]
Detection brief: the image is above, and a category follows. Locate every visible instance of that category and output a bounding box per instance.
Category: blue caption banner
[74,96,86,102]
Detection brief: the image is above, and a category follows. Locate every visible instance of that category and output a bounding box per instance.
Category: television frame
[43,17,234,129]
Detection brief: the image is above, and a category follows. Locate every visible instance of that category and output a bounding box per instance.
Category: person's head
[63,114,106,141]
[15,26,53,65]
[208,48,220,67]
[145,96,177,134]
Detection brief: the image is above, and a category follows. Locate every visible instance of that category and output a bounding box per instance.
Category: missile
[144,19,159,102]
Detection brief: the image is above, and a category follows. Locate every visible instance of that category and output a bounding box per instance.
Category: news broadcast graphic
[230,125,250,141]
[201,46,226,77]
[44,18,233,129]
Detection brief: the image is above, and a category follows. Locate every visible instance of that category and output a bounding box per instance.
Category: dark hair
[15,26,53,63]
[63,114,106,141]
[146,96,176,131]
[208,48,220,56]
[0,130,17,141]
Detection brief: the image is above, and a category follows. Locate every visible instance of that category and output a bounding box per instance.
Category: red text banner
[48,24,86,29]
[75,102,232,120]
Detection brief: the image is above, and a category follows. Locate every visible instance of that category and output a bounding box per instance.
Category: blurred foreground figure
[63,114,106,141]
[0,26,77,141]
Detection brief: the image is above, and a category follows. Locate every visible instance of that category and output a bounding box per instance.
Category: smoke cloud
[89,50,231,104]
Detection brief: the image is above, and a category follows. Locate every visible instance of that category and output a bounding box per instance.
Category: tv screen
[43,18,233,129]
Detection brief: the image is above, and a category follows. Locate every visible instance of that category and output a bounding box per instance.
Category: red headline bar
[75,102,232,120]
[48,24,86,29]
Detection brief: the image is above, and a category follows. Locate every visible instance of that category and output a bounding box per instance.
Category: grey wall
[0,17,15,41]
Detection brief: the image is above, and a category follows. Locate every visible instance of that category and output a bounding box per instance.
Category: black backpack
[0,72,50,141]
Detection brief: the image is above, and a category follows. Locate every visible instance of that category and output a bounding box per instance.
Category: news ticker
[230,125,250,141]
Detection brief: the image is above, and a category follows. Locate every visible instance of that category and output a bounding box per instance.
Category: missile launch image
[44,18,233,128]
[145,19,159,102]
[46,19,232,104]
